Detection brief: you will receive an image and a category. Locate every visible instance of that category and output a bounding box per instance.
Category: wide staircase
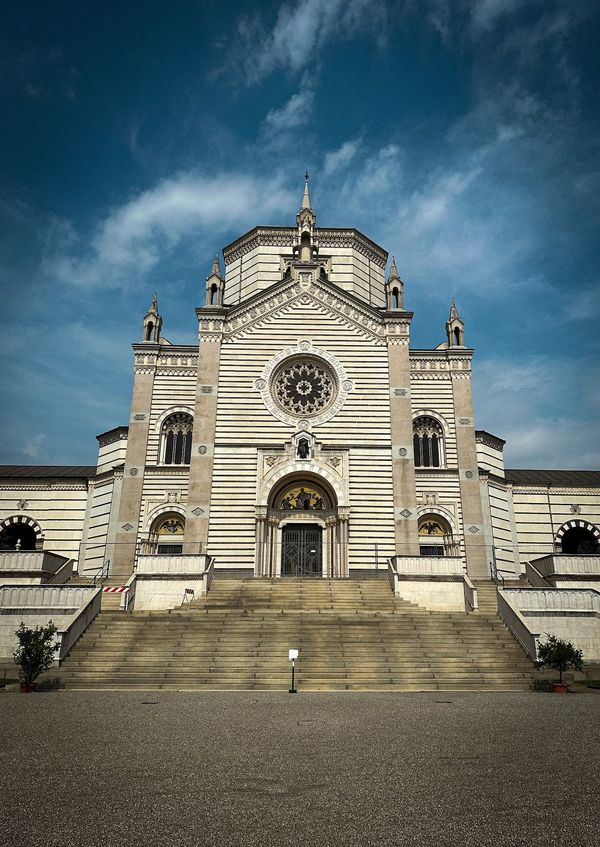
[58,577,536,691]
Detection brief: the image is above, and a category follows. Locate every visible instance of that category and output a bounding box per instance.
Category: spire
[301,171,311,210]
[142,291,162,342]
[446,297,464,347]
[295,172,317,257]
[385,256,404,310]
[205,252,225,306]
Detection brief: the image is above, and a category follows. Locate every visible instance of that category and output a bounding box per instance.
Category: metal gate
[281,524,323,577]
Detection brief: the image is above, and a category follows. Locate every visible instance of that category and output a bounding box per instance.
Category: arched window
[160,413,193,465]
[454,326,462,345]
[418,515,454,557]
[150,514,185,555]
[145,321,154,341]
[413,416,444,468]
[392,287,399,309]
[210,284,217,305]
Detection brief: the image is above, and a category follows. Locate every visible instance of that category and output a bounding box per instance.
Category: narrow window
[392,288,399,309]
[161,413,194,465]
[146,321,154,341]
[454,326,461,345]
[413,417,444,468]
[165,430,174,464]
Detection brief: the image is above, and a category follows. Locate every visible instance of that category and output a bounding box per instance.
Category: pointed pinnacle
[212,254,222,277]
[150,291,158,313]
[389,256,400,281]
[450,297,459,319]
[301,172,311,210]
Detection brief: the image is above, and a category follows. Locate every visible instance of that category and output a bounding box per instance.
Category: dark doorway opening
[282,524,323,577]
[0,523,37,550]
[561,527,599,554]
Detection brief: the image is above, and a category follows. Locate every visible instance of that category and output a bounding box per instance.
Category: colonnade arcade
[255,472,349,578]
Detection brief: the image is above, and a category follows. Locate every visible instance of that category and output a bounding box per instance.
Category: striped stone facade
[1,186,598,585]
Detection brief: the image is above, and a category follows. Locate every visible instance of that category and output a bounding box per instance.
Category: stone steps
[59,577,537,691]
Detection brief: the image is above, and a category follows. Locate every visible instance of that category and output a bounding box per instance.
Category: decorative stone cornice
[222,226,387,268]
[197,312,226,342]
[223,227,296,263]
[96,427,129,447]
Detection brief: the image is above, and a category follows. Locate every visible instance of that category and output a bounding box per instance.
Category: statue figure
[297,438,310,459]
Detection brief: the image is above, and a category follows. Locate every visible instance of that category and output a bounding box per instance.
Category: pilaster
[385,313,419,555]
[450,353,488,577]
[112,345,158,577]
[185,308,227,550]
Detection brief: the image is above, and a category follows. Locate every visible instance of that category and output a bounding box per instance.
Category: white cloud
[23,434,46,459]
[323,137,362,176]
[470,0,529,34]
[231,0,388,83]
[262,77,315,138]
[42,171,294,289]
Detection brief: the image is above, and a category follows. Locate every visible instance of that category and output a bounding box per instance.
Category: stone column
[338,508,350,577]
[255,507,267,576]
[185,309,226,554]
[386,316,420,556]
[451,354,489,578]
[112,345,158,578]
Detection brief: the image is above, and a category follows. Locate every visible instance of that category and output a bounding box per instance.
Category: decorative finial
[212,254,221,277]
[150,291,158,313]
[301,172,311,210]
[449,297,459,319]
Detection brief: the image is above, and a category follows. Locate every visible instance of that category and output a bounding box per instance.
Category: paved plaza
[1,690,599,846]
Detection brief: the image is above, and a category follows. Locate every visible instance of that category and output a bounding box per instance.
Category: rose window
[272,359,335,417]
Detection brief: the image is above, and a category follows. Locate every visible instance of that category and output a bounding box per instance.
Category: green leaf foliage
[536,634,584,684]
[13,621,58,685]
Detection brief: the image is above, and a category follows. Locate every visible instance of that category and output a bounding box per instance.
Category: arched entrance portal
[256,475,348,578]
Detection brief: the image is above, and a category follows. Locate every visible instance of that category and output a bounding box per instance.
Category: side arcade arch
[0,515,44,550]
[555,519,600,554]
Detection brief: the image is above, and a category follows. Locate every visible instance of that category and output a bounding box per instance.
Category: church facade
[1,179,599,593]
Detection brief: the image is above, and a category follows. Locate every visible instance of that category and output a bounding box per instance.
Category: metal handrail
[490,554,505,588]
[91,560,110,586]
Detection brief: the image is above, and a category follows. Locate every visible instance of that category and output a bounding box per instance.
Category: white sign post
[288,648,299,694]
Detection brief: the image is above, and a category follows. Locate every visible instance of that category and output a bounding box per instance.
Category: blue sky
[1,0,599,468]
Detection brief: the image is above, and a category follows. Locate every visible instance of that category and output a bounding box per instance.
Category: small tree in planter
[13,621,58,691]
[536,634,583,692]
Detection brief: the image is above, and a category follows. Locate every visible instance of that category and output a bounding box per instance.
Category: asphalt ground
[0,690,598,847]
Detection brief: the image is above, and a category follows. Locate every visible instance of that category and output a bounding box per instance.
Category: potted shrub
[13,621,58,692]
[536,634,583,693]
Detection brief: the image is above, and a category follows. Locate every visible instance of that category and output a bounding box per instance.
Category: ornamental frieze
[223,277,385,344]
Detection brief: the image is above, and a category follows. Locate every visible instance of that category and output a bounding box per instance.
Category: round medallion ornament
[272,359,335,417]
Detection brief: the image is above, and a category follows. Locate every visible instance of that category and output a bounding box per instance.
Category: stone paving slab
[0,690,599,847]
